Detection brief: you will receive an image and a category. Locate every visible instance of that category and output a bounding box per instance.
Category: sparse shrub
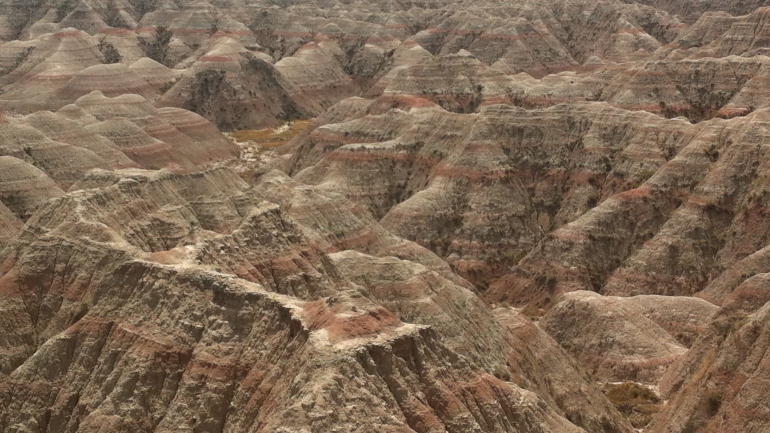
[603,382,662,429]
[98,37,122,64]
[587,88,604,101]
[239,168,257,183]
[705,145,720,162]
[105,0,128,28]
[186,69,227,113]
[605,382,661,406]
[535,274,557,289]
[208,17,220,35]
[128,0,158,19]
[158,80,174,94]
[7,47,33,73]
[249,12,276,51]
[267,0,291,7]
[55,0,76,23]
[507,89,526,107]
[705,389,722,416]
[492,365,511,381]
[520,303,542,320]
[586,195,598,208]
[140,26,173,66]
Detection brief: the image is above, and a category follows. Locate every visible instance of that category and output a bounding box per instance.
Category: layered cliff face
[284,102,691,289]
[539,291,717,384]
[0,91,239,249]
[623,0,770,23]
[280,95,770,314]
[4,0,770,432]
[0,168,635,433]
[255,2,770,424]
[0,0,715,128]
[649,296,770,433]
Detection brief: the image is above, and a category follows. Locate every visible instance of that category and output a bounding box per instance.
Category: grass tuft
[232,120,313,149]
[603,382,663,428]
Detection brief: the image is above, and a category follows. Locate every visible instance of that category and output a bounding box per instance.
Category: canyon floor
[3,1,770,432]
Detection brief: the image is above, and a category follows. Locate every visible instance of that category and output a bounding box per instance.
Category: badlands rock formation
[3,0,770,432]
[0,91,239,247]
[0,0,725,128]
[0,167,635,433]
[539,291,716,383]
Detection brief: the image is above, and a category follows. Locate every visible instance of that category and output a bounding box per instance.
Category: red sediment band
[212,30,254,37]
[166,28,215,36]
[303,299,402,341]
[366,36,401,43]
[99,28,134,36]
[425,27,479,36]
[616,27,646,35]
[400,39,421,46]
[378,93,438,107]
[53,29,87,38]
[110,322,188,354]
[326,308,401,342]
[569,170,603,182]
[717,106,752,118]
[186,352,242,380]
[122,141,173,155]
[580,353,683,377]
[623,149,668,160]
[606,268,672,288]
[330,229,379,251]
[160,112,210,127]
[518,96,583,106]
[480,96,513,105]
[0,268,19,296]
[577,64,604,73]
[64,316,113,334]
[477,32,541,41]
[686,194,720,207]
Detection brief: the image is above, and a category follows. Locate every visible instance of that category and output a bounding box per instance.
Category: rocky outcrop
[461,108,770,309]
[539,291,713,383]
[4,1,770,432]
[0,28,103,112]
[0,155,63,221]
[285,93,770,333]
[158,36,305,131]
[288,101,698,289]
[650,302,770,433]
[625,0,770,24]
[0,0,698,127]
[0,91,238,248]
[0,167,634,433]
